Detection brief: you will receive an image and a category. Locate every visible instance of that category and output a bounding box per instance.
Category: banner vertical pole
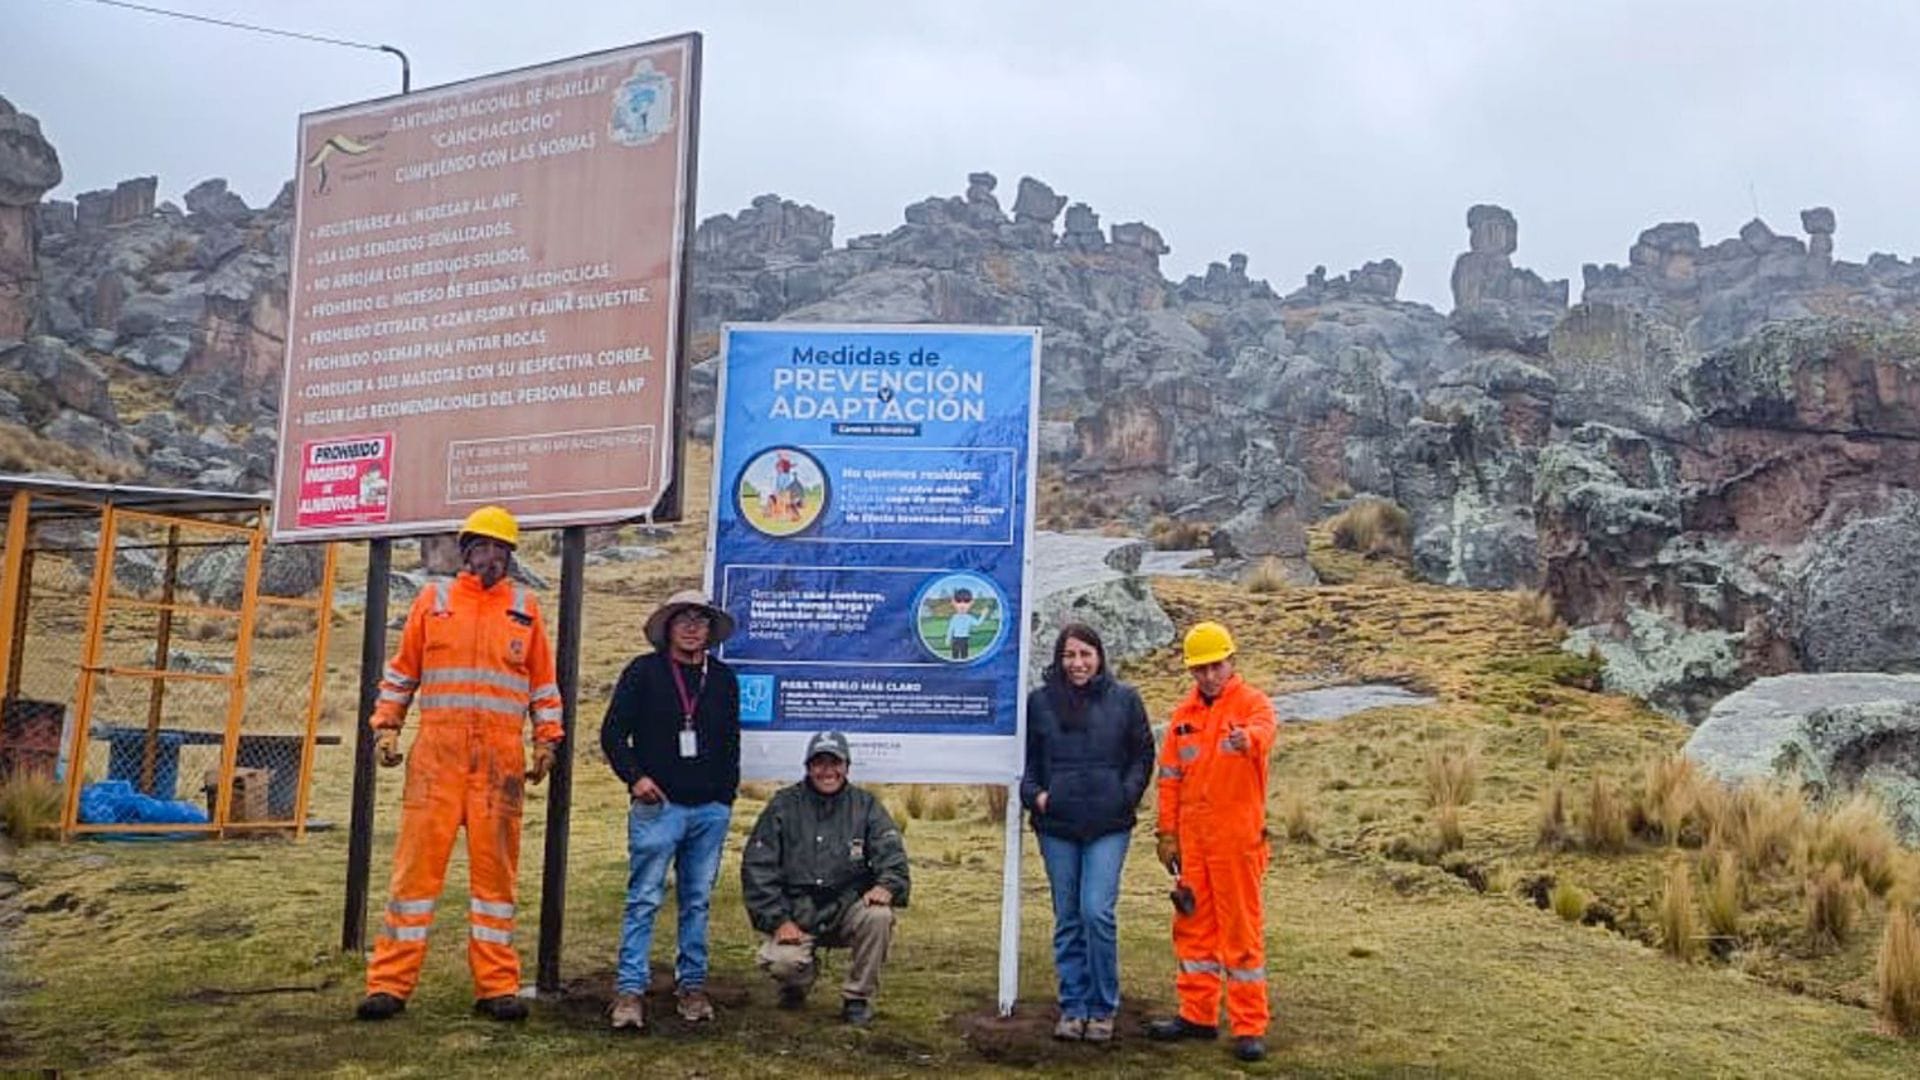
[996,781,1021,1016]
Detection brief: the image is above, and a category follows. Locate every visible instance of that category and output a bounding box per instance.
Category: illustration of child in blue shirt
[945,588,979,660]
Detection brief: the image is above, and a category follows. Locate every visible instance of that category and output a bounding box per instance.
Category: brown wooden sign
[273,34,700,540]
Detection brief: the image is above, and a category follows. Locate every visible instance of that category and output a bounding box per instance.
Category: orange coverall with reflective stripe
[365,572,563,1001]
[1156,672,1277,1037]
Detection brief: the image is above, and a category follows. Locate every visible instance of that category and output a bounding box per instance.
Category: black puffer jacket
[1019,672,1155,842]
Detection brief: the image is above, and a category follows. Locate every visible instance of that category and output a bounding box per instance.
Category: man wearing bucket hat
[599,589,742,1032]
[1146,620,1277,1063]
[741,731,911,1027]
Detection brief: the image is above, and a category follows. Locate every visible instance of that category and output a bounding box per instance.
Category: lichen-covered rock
[1789,494,1920,673]
[1027,531,1176,685]
[1684,674,1920,841]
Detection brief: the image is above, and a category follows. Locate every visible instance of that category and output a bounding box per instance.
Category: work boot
[1145,1016,1218,1041]
[355,993,405,1021]
[473,995,528,1022]
[1083,1016,1115,1043]
[776,985,808,1010]
[609,991,646,1031]
[1233,1035,1267,1062]
[1053,1016,1086,1041]
[676,987,715,1023]
[840,997,874,1027]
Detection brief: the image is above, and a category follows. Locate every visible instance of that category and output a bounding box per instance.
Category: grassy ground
[3,457,1919,1076]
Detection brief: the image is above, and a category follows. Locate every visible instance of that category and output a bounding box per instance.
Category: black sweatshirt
[599,651,741,806]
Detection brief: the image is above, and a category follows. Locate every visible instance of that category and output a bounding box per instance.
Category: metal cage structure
[0,476,338,839]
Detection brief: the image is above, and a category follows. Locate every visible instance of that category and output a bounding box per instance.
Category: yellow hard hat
[1183,621,1235,667]
[458,505,519,549]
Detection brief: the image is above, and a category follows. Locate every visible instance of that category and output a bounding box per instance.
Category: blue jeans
[1037,829,1131,1020]
[617,800,732,994]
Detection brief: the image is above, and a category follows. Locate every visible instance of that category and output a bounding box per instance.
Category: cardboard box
[203,766,273,822]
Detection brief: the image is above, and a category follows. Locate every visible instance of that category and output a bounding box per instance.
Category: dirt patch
[547,968,753,1032]
[955,997,1165,1066]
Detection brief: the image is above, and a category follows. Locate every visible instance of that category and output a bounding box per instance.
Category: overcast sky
[11,0,1920,306]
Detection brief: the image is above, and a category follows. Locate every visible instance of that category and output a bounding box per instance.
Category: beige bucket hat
[644,589,736,650]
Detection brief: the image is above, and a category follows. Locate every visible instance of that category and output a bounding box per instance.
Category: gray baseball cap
[805,730,851,764]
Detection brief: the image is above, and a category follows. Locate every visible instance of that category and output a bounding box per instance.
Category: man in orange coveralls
[1146,620,1277,1063]
[354,505,564,1023]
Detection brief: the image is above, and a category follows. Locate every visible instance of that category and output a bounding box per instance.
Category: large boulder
[0,96,62,344]
[1447,205,1568,355]
[1685,674,1920,842]
[1026,531,1176,685]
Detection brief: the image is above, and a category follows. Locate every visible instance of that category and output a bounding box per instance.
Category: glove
[525,743,556,785]
[374,728,404,768]
[1156,833,1180,873]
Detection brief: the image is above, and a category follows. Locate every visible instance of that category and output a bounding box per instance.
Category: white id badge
[679,728,699,758]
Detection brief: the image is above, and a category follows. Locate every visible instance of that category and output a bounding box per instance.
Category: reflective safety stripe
[1178,744,1200,763]
[420,668,530,694]
[530,683,559,702]
[379,689,413,705]
[430,581,450,614]
[510,586,529,618]
[1158,765,1184,780]
[383,925,429,942]
[470,898,515,919]
[418,694,528,717]
[387,898,436,916]
[383,666,419,690]
[1178,959,1223,975]
[470,925,513,945]
[1226,966,1265,983]
[533,707,562,724]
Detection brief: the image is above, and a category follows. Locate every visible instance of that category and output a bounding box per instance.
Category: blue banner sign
[708,324,1040,782]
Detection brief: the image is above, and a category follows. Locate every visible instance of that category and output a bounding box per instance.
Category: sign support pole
[536,525,585,992]
[996,781,1022,1016]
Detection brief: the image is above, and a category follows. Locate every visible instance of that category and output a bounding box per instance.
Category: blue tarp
[78,780,210,826]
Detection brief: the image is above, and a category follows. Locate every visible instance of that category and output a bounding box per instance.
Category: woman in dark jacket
[1020,623,1155,1042]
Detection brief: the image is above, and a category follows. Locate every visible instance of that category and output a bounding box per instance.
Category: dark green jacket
[741,780,911,935]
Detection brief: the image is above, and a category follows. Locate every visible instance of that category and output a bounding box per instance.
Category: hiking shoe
[1145,1016,1218,1041]
[473,995,528,1022]
[676,987,715,1023]
[609,991,646,1031]
[776,984,808,1010]
[840,997,874,1026]
[1053,1016,1086,1041]
[1084,1016,1115,1043]
[1233,1035,1267,1061]
[355,993,405,1021]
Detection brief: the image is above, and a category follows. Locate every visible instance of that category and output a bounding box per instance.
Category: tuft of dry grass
[0,771,63,843]
[903,784,929,820]
[1147,517,1211,551]
[1641,754,1701,847]
[1509,589,1559,630]
[1328,498,1412,561]
[1281,792,1316,845]
[1242,557,1293,594]
[1712,783,1806,874]
[981,785,1009,824]
[1805,863,1862,949]
[1423,742,1479,809]
[1656,858,1700,960]
[1536,783,1569,850]
[925,788,960,822]
[1808,793,1899,897]
[1434,804,1464,853]
[0,423,141,483]
[1877,906,1920,1038]
[1550,880,1588,923]
[253,604,314,640]
[1582,775,1629,854]
[1702,849,1744,940]
[1543,721,1567,772]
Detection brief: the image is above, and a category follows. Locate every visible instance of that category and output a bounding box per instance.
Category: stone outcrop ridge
[6,89,1918,719]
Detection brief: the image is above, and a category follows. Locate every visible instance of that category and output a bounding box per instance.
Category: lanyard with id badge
[669,657,708,758]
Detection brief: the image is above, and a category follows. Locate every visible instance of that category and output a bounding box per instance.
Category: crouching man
[740,731,910,1026]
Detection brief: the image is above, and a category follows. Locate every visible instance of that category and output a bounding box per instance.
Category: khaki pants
[756,901,895,1001]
